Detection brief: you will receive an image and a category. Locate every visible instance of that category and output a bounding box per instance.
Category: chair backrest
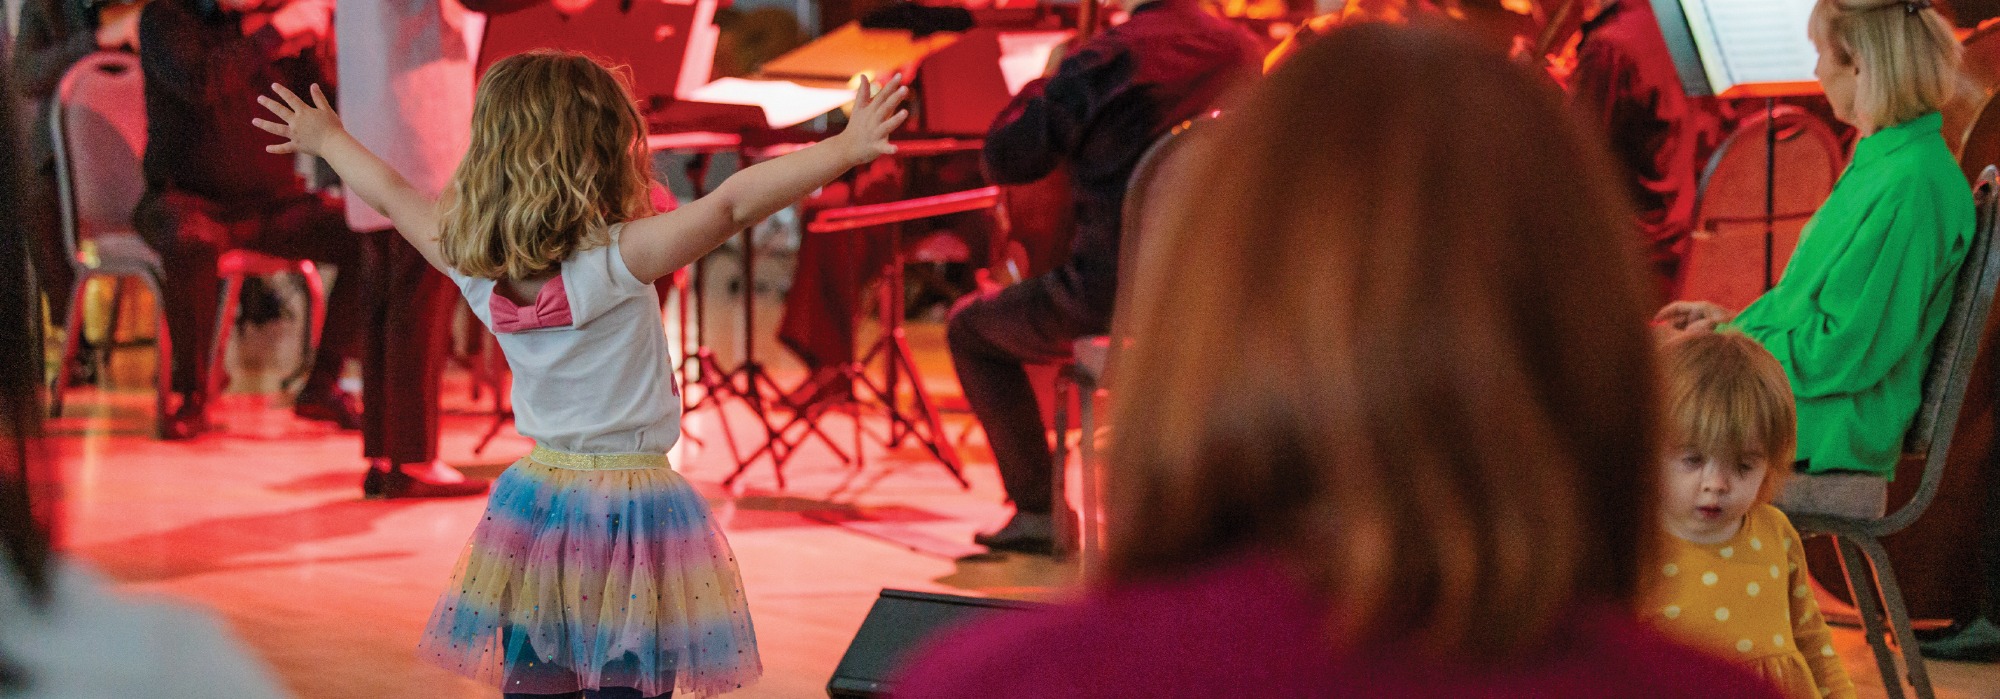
[1943,23,2000,154]
[51,52,148,262]
[1683,106,1844,307]
[1696,106,1845,225]
[1113,114,1217,326]
[1963,20,2000,95]
[1884,165,2000,533]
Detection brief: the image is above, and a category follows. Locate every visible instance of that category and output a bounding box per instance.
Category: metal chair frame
[46,52,172,432]
[1689,104,1844,295]
[1051,114,1214,564]
[46,53,328,434]
[1782,166,2000,699]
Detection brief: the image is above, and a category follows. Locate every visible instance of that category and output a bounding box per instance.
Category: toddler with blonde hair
[1648,332,1855,699]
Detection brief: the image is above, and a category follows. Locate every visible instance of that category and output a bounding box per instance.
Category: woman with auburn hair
[893,22,1781,698]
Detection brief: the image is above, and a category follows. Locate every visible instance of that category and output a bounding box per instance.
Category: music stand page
[476,0,705,108]
[1651,0,1819,98]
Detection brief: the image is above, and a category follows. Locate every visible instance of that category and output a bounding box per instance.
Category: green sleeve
[1734,189,1956,399]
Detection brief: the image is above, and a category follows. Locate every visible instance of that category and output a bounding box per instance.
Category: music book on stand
[1650,0,1824,98]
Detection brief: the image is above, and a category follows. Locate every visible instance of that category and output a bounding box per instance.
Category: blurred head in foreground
[1105,20,1658,661]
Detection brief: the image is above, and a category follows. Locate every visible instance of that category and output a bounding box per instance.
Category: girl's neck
[1665,514,1743,546]
[497,269,562,306]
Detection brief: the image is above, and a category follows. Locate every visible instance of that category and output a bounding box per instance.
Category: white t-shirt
[450,224,682,455]
[0,559,290,699]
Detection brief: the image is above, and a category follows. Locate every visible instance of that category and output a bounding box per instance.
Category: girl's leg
[580,688,671,699]
[580,650,673,699]
[501,629,587,698]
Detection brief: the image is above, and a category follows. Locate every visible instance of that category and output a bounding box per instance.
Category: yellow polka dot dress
[1645,504,1854,699]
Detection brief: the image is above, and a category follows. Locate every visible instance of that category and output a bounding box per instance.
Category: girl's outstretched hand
[836,75,910,166]
[252,83,343,158]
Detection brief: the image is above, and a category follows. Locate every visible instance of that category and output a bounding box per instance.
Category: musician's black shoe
[1921,618,2000,662]
[294,388,362,431]
[376,461,491,500]
[974,511,1057,556]
[156,393,212,441]
[361,459,389,498]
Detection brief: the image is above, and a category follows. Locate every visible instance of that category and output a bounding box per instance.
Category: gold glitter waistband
[527,445,670,471]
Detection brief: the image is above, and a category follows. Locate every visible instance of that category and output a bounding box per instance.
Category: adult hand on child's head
[1652,301,1729,345]
[835,74,911,167]
[253,83,342,158]
[1654,301,1731,331]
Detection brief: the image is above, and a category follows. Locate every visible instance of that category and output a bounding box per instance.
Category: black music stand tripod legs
[745,225,972,491]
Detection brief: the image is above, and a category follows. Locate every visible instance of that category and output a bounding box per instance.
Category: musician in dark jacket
[951,0,1260,554]
[1570,0,1709,303]
[134,0,376,440]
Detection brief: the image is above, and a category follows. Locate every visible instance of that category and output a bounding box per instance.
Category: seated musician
[1658,0,1971,482]
[1570,0,1709,304]
[952,0,1261,554]
[135,0,377,439]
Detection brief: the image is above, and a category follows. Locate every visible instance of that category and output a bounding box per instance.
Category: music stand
[659,141,855,483]
[476,0,720,108]
[1651,0,1825,291]
[732,184,996,490]
[727,141,992,490]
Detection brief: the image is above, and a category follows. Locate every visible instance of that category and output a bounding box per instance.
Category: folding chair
[1052,114,1218,563]
[1776,166,2000,699]
[46,52,171,431]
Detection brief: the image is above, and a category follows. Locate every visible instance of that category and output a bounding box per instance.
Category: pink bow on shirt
[491,275,574,333]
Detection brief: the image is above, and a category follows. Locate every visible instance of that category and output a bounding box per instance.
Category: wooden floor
[40,274,2000,698]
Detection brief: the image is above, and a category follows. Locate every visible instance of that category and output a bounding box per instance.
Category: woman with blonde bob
[252,51,911,698]
[894,23,1779,698]
[1659,0,1974,481]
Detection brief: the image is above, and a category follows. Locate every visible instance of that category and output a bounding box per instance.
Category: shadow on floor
[75,498,420,583]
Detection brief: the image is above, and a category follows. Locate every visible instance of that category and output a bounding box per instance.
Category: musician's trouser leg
[776,158,904,371]
[135,189,227,399]
[25,160,75,323]
[946,280,1093,515]
[776,219,892,371]
[360,230,454,465]
[136,189,374,401]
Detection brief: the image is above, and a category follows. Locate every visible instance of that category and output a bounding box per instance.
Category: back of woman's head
[1812,0,1964,128]
[1105,22,1658,661]
[441,51,656,280]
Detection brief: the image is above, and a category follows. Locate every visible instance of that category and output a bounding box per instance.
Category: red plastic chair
[207,251,327,398]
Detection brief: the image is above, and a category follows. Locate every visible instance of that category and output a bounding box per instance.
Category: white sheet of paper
[685,78,857,129]
[1678,0,1817,93]
[997,31,1072,96]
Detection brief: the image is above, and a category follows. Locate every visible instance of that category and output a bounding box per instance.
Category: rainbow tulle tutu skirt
[419,446,760,697]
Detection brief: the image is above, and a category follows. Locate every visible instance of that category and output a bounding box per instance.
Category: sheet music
[997,31,1072,96]
[685,78,856,129]
[1679,0,1817,93]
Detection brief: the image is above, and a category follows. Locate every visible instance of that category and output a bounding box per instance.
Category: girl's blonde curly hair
[440,51,656,280]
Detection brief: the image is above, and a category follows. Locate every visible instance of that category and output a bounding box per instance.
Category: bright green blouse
[1726,112,1974,477]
